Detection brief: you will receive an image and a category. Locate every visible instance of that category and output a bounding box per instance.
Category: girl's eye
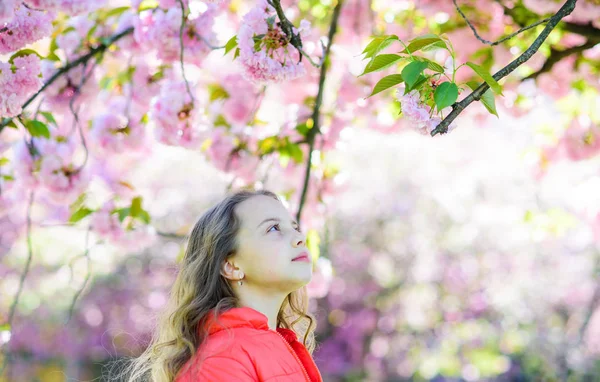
[268,224,302,233]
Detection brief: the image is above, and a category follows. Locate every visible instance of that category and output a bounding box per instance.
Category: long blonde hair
[110,189,316,382]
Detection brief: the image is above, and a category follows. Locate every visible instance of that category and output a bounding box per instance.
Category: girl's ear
[220,260,242,281]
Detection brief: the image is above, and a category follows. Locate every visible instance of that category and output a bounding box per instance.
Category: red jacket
[175,306,323,382]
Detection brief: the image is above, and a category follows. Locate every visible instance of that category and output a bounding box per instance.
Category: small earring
[238,279,243,286]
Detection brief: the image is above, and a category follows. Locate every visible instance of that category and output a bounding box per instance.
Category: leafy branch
[0,26,135,135]
[431,0,577,136]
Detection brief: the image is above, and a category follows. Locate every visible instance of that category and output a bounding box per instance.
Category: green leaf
[362,37,385,55]
[208,84,229,102]
[233,47,240,60]
[69,207,93,223]
[368,74,404,98]
[138,0,159,11]
[404,74,428,93]
[0,158,9,166]
[434,82,459,110]
[26,120,50,139]
[104,6,130,20]
[213,114,230,127]
[480,89,498,117]
[401,34,447,54]
[364,35,399,60]
[40,111,57,126]
[9,49,43,64]
[117,207,130,222]
[4,119,17,129]
[287,142,303,164]
[139,209,151,224]
[412,56,445,73]
[295,122,312,137]
[466,62,502,95]
[401,61,428,88]
[0,323,10,331]
[224,35,238,55]
[130,197,142,217]
[266,15,276,28]
[46,52,61,62]
[258,136,280,155]
[360,54,403,76]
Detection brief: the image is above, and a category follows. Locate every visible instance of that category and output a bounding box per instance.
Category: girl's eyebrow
[257,217,299,228]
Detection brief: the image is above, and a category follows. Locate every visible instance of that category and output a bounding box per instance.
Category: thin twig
[0,192,35,375]
[0,27,134,135]
[431,0,577,136]
[296,0,344,225]
[64,226,94,324]
[453,0,552,46]
[68,58,100,174]
[177,0,195,107]
[194,32,226,50]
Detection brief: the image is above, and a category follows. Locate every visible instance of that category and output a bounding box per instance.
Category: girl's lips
[292,252,310,262]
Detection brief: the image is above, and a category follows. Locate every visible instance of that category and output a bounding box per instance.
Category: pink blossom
[38,154,89,204]
[133,6,216,65]
[12,139,40,188]
[205,128,259,182]
[237,0,308,83]
[396,88,457,134]
[0,0,16,25]
[91,112,146,154]
[0,6,53,54]
[91,200,157,252]
[1,54,43,117]
[560,118,600,161]
[27,0,106,16]
[219,73,260,125]
[40,59,97,111]
[150,80,206,148]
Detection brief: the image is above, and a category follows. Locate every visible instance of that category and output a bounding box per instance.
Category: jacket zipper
[273,330,311,382]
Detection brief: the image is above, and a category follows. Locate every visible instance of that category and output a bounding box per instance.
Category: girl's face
[230,195,312,293]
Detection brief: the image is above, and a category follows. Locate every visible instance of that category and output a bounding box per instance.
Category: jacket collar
[204,306,297,340]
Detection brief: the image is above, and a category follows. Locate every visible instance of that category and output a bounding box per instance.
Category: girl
[122,189,322,381]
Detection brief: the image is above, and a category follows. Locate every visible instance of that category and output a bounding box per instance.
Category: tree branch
[454,0,552,46]
[295,0,344,225]
[0,26,134,135]
[431,0,577,136]
[525,39,597,79]
[498,0,600,41]
[177,0,195,107]
[269,0,325,68]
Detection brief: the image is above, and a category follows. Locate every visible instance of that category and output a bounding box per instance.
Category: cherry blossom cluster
[0,5,54,54]
[91,200,156,252]
[27,0,106,16]
[396,88,457,135]
[12,135,90,205]
[133,5,217,65]
[0,54,43,118]
[149,80,207,148]
[237,0,309,83]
